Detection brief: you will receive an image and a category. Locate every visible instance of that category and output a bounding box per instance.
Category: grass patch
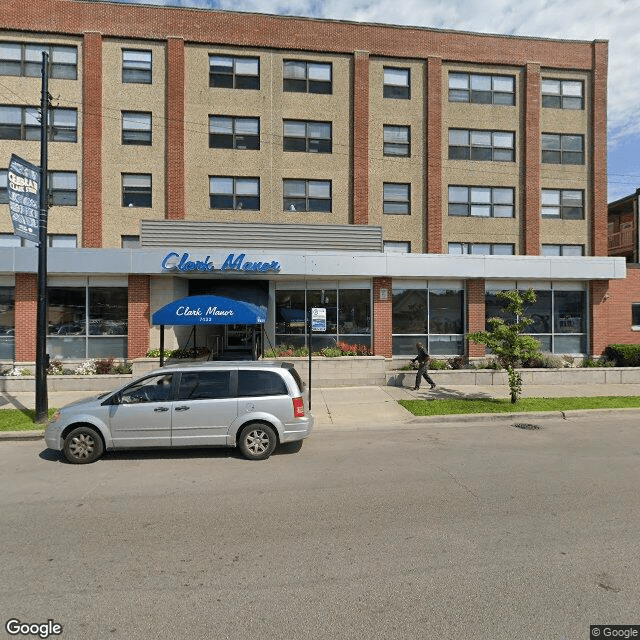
[0,409,57,431]
[398,396,640,416]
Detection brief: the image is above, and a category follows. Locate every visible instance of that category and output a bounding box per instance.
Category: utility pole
[35,51,50,423]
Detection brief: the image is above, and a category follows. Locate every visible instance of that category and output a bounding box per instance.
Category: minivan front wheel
[238,423,277,461]
[63,426,104,464]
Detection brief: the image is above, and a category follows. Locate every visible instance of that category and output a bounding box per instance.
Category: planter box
[0,374,132,394]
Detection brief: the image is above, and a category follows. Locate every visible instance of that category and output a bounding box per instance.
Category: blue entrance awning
[152,295,267,326]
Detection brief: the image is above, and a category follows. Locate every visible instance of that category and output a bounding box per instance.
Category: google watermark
[5,619,63,639]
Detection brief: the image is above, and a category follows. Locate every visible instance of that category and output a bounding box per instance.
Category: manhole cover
[512,422,542,430]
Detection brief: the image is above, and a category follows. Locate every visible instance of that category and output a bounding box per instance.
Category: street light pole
[35,51,50,423]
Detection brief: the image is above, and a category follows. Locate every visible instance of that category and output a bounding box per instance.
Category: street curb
[0,430,44,441]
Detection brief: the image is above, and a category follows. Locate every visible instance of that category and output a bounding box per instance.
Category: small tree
[468,289,542,403]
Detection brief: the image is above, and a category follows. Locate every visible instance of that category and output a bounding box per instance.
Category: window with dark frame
[448,72,515,105]
[383,183,411,215]
[122,49,152,84]
[209,176,260,210]
[283,179,331,212]
[209,116,260,150]
[122,111,152,145]
[0,42,77,79]
[210,55,260,90]
[448,129,515,162]
[283,120,332,153]
[541,78,584,109]
[383,125,410,157]
[448,243,514,255]
[541,133,584,165]
[49,171,77,206]
[383,67,410,99]
[283,60,332,94]
[448,186,515,218]
[541,189,584,219]
[122,173,152,208]
[632,303,640,328]
[541,244,584,256]
[0,105,77,142]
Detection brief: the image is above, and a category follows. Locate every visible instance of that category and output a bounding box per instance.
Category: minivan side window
[120,374,173,403]
[238,370,288,397]
[178,371,231,400]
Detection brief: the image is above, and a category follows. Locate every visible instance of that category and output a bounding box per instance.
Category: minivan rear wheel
[63,425,104,464]
[238,423,277,461]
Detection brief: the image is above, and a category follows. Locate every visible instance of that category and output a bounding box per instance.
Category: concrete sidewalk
[2,381,640,440]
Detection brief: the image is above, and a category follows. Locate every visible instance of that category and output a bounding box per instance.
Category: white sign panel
[311,307,326,332]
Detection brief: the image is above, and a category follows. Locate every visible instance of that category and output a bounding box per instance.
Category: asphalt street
[1,414,639,640]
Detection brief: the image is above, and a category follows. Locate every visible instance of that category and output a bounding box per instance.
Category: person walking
[412,342,436,390]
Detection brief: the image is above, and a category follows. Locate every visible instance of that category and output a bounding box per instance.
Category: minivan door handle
[154,406,169,412]
[174,406,190,412]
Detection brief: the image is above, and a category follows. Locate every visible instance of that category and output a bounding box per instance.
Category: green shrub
[603,344,640,367]
[429,359,449,370]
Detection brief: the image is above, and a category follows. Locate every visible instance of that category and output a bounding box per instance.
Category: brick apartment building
[0,0,626,364]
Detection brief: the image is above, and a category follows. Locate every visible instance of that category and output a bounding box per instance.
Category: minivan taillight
[292,396,305,418]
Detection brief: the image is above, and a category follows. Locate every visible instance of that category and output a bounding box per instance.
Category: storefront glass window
[47,286,128,359]
[0,286,15,360]
[274,286,371,351]
[392,283,464,356]
[484,286,586,354]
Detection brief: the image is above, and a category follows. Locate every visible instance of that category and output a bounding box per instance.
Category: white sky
[97,0,640,200]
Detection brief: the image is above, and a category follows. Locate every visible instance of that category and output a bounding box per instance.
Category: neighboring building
[606,189,640,344]
[0,0,623,364]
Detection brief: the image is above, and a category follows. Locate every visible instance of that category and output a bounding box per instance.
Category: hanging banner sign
[8,154,41,244]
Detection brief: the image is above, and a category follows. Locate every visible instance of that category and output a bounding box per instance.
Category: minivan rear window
[238,370,288,397]
[178,371,231,400]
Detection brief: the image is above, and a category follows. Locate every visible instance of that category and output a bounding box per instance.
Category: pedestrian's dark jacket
[412,346,430,365]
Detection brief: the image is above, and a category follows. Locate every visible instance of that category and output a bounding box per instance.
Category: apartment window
[383,183,411,215]
[122,49,152,84]
[0,233,76,247]
[283,60,332,94]
[383,125,410,157]
[50,172,77,206]
[121,235,140,248]
[448,186,514,218]
[0,105,77,141]
[122,112,152,145]
[448,243,514,255]
[542,79,584,109]
[210,177,260,210]
[449,129,515,162]
[542,134,584,165]
[0,42,77,79]
[541,189,584,219]
[632,303,640,329]
[209,116,260,150]
[448,72,515,105]
[209,56,260,90]
[0,169,8,204]
[283,179,331,212]
[122,174,152,208]
[541,244,584,256]
[51,108,77,142]
[384,241,411,253]
[283,120,331,153]
[383,67,410,99]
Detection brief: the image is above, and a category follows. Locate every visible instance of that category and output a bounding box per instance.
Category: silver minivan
[45,361,313,463]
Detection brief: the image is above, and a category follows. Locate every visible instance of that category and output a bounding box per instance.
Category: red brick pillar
[353,50,369,225]
[426,56,443,253]
[523,62,541,255]
[128,275,150,359]
[166,37,186,220]
[373,277,392,357]
[466,278,486,358]
[82,32,103,247]
[591,41,608,256]
[590,280,610,356]
[15,273,37,362]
